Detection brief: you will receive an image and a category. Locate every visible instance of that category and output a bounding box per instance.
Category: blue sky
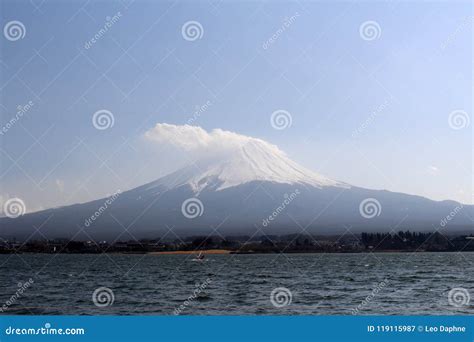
[0,0,472,213]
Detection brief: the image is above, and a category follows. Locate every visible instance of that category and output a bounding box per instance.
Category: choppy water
[0,253,472,315]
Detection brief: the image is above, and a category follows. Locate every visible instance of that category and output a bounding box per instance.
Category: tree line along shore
[1,231,473,254]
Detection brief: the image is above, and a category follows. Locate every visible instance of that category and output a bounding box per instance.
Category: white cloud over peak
[143,123,283,158]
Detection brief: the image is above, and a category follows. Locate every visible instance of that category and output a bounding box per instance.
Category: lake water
[0,252,472,315]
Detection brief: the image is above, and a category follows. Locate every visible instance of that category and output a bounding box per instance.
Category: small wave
[195,293,212,301]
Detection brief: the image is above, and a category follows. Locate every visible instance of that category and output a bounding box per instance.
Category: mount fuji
[1,125,472,240]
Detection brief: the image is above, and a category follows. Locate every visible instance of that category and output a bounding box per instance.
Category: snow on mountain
[1,124,472,240]
[143,133,348,194]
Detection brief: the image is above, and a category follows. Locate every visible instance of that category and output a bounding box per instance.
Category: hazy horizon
[1,0,472,216]
[1,122,473,217]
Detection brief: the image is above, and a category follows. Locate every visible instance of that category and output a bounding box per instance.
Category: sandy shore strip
[148,249,231,255]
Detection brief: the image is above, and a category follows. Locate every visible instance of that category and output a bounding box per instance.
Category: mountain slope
[139,138,347,194]
[1,138,472,240]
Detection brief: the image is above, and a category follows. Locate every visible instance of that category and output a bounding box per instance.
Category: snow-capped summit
[2,124,472,241]
[143,137,348,194]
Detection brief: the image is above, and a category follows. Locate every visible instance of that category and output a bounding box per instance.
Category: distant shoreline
[148,249,231,255]
[0,249,474,256]
[2,231,473,254]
